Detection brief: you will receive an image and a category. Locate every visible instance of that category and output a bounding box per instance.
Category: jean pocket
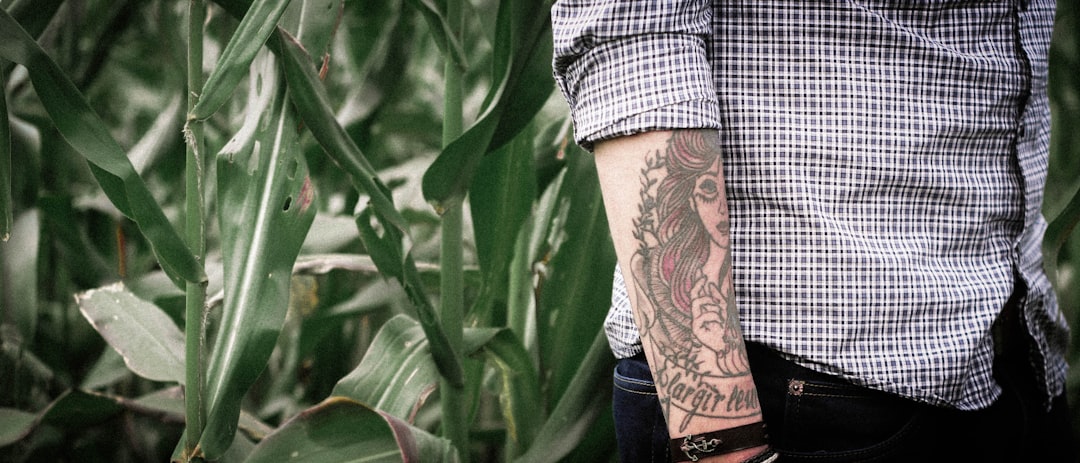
[612,355,669,463]
[613,355,657,396]
[779,378,926,461]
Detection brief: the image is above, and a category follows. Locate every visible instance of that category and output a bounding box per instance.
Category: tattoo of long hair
[656,131,720,314]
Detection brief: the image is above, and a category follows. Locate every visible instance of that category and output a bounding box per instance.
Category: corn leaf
[477,329,543,457]
[0,408,35,447]
[0,0,63,77]
[515,330,614,463]
[209,0,407,233]
[331,314,441,422]
[0,8,204,286]
[172,428,257,463]
[505,169,567,362]
[79,348,128,391]
[333,314,542,456]
[75,283,186,385]
[1,210,38,341]
[0,389,130,448]
[40,390,127,428]
[469,126,537,300]
[403,0,467,71]
[421,0,554,210]
[536,151,615,400]
[37,196,114,288]
[0,386,263,450]
[190,0,294,120]
[354,209,464,387]
[277,31,408,232]
[130,387,275,443]
[279,0,340,62]
[1045,190,1080,264]
[0,325,53,401]
[129,95,185,175]
[199,52,317,460]
[0,79,10,242]
[246,397,459,462]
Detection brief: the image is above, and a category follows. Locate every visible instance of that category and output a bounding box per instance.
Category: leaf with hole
[198,52,317,460]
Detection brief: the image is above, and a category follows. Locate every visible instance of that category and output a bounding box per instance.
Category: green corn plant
[184,0,208,455]
[1,0,1079,462]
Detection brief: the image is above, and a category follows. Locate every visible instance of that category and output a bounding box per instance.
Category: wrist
[671,421,770,462]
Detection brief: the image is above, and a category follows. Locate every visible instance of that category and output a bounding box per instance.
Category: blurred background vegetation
[0,0,1077,462]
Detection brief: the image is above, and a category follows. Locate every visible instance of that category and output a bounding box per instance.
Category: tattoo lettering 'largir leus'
[629,131,759,432]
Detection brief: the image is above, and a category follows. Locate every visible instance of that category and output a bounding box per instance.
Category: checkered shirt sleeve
[551,0,722,150]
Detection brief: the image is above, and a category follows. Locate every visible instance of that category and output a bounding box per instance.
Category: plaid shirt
[552,0,1068,410]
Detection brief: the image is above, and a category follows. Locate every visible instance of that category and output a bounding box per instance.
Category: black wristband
[670,421,770,462]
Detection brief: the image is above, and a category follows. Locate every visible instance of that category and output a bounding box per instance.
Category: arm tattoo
[629,130,760,432]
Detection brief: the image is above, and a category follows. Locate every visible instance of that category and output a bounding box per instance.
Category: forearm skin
[595,129,766,463]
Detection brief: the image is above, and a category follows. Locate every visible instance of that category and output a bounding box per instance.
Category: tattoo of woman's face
[628,130,757,429]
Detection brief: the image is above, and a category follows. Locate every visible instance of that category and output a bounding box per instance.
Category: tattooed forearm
[627,130,760,432]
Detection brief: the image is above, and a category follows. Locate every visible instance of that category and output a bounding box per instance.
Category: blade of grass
[189,0,295,120]
[0,8,204,287]
[1,79,10,241]
[0,0,63,77]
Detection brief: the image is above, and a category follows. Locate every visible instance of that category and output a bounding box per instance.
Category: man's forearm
[595,130,765,462]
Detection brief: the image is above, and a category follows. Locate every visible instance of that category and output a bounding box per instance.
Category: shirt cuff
[589,99,722,150]
[555,34,722,150]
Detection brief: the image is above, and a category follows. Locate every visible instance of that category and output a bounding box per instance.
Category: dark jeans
[612,343,1077,462]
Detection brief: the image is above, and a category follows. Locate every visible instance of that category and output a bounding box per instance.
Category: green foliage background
[0,0,1077,461]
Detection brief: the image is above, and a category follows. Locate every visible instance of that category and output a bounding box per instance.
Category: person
[551,1,1076,462]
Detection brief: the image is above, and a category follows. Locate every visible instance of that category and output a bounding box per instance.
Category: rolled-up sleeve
[551,0,720,150]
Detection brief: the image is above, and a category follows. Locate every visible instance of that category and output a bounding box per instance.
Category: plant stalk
[183,0,208,457]
[440,0,468,456]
